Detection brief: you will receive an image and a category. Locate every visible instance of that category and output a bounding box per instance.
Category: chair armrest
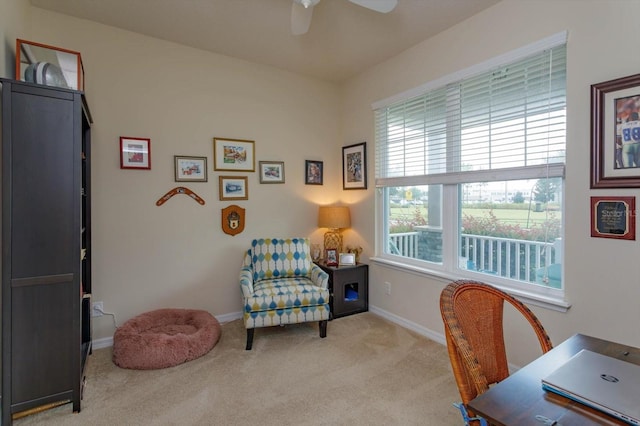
[310,264,329,290]
[239,266,254,297]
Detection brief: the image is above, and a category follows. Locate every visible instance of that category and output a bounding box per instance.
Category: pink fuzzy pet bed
[113,308,221,370]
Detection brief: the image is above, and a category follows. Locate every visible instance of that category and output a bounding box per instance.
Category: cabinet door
[332,266,368,318]
[11,90,78,279]
[11,281,76,404]
[4,84,81,413]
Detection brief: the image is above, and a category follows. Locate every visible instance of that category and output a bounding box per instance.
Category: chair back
[440,280,552,406]
[246,237,312,282]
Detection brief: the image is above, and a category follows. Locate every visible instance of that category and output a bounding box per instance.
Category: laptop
[541,349,640,425]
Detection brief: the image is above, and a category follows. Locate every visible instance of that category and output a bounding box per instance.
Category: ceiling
[30,0,500,83]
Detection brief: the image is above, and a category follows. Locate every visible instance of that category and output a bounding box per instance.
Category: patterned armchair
[239,238,330,350]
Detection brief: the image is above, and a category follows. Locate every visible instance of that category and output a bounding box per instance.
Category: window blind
[375,41,567,187]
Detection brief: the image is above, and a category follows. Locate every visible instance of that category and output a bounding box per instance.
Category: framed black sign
[590,196,635,240]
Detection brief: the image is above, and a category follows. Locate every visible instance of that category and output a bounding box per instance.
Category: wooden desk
[467,334,640,426]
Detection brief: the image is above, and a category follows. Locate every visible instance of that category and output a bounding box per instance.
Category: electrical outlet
[92,301,104,317]
[384,281,391,295]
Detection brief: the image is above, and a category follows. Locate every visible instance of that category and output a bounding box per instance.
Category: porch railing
[389,231,560,285]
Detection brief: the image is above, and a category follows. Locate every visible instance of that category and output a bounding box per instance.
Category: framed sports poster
[591,73,640,188]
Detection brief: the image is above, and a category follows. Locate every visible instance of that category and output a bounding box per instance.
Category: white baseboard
[368,305,446,346]
[91,307,520,372]
[216,311,243,323]
[92,336,114,350]
[91,308,444,349]
[91,311,244,349]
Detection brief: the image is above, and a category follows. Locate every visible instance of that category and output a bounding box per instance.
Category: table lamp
[318,206,350,254]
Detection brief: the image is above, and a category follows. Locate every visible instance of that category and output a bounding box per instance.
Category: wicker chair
[439,280,553,426]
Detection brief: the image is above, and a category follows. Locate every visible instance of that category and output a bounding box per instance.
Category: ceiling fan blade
[291,1,315,35]
[348,0,398,13]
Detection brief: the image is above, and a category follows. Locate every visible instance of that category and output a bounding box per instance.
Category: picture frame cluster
[119,134,369,203]
[590,72,639,241]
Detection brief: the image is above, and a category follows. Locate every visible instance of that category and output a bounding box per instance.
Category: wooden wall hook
[156,187,205,206]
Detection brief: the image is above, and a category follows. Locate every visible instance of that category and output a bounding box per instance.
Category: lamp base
[323,230,343,254]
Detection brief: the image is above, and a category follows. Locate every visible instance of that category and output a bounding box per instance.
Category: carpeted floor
[15,313,462,425]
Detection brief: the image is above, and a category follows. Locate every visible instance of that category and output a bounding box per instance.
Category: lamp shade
[318,206,350,229]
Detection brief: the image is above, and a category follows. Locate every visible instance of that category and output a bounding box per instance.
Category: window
[373,33,567,304]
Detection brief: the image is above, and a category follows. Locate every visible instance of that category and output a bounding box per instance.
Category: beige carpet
[15,313,462,425]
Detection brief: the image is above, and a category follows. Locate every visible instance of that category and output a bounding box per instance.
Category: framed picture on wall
[305,160,323,185]
[259,161,285,183]
[219,176,248,200]
[591,73,640,188]
[174,156,207,182]
[213,137,255,172]
[590,196,636,240]
[342,142,367,190]
[120,137,151,170]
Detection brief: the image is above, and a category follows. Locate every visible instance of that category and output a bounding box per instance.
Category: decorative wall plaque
[590,196,635,240]
[222,204,245,236]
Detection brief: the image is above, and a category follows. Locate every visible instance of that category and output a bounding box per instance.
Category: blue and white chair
[239,238,330,350]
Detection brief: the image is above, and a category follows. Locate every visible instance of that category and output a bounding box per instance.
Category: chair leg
[319,320,327,338]
[454,403,487,426]
[245,328,254,350]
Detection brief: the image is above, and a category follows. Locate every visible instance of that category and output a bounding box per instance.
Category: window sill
[370,256,571,313]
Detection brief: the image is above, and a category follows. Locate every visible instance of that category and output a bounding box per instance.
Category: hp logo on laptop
[600,374,619,383]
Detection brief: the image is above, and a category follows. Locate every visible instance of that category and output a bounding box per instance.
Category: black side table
[317,262,368,319]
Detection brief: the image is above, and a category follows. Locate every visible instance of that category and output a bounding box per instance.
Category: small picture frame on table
[120,137,151,170]
[339,252,356,266]
[174,156,207,182]
[325,249,338,266]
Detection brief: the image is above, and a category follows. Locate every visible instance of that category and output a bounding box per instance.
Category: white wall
[342,0,640,367]
[23,8,347,341]
[0,0,30,77]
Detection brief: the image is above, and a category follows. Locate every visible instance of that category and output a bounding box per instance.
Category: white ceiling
[30,0,500,83]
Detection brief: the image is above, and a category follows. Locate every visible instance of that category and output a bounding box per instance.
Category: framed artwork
[590,196,636,240]
[339,252,356,266]
[325,248,338,266]
[219,176,248,200]
[16,39,84,90]
[305,160,323,185]
[120,137,151,169]
[213,137,255,172]
[174,156,207,182]
[259,161,285,183]
[343,142,367,190]
[591,73,640,188]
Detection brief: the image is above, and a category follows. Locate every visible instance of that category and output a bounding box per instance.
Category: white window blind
[375,42,567,187]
